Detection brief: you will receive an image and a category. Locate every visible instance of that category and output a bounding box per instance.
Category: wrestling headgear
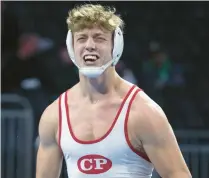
[66,27,124,78]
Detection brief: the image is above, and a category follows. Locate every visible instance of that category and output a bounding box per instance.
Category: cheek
[107,45,113,57]
[101,43,112,56]
[74,44,82,56]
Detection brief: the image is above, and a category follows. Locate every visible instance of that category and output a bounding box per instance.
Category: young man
[36,4,191,178]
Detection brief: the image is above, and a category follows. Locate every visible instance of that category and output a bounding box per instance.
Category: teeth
[84,55,97,60]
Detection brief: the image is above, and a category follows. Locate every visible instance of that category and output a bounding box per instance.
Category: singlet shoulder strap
[58,90,69,149]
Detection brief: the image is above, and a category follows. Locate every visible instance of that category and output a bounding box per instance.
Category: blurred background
[1,1,209,178]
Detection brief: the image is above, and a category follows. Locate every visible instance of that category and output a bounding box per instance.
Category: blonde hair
[66,4,125,33]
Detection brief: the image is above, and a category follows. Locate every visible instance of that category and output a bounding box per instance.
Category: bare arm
[136,92,191,178]
[36,102,63,178]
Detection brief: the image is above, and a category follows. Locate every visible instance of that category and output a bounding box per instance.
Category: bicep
[36,105,63,178]
[143,119,187,177]
[139,101,190,177]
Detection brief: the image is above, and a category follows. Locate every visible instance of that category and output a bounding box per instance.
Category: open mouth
[83,55,99,63]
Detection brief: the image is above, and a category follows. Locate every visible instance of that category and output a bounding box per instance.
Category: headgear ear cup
[112,27,124,66]
[66,30,76,65]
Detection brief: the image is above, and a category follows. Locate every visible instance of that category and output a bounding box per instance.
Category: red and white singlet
[58,85,154,178]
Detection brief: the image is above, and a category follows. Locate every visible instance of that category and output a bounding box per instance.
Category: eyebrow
[93,33,106,37]
[74,34,87,38]
[75,32,107,38]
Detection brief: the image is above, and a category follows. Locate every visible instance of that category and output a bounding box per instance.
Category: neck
[79,67,121,103]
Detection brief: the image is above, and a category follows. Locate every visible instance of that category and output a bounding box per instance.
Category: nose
[85,37,96,51]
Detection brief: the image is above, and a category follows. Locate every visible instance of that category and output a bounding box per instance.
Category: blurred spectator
[2,2,54,93]
[17,33,54,60]
[141,41,201,128]
[142,41,176,105]
[2,2,55,133]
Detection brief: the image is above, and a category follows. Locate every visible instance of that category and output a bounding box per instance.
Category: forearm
[36,146,63,178]
[164,171,192,178]
[36,159,63,178]
[36,170,62,178]
[36,169,60,178]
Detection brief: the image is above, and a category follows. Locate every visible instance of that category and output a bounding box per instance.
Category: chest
[68,99,124,141]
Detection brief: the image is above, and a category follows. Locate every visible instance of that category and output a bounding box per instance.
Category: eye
[98,37,105,40]
[96,37,106,41]
[77,37,85,41]
[76,36,87,42]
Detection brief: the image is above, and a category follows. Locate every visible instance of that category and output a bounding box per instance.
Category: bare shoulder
[38,97,60,145]
[38,84,78,142]
[136,90,165,118]
[39,98,59,128]
[39,84,78,129]
[130,89,172,139]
